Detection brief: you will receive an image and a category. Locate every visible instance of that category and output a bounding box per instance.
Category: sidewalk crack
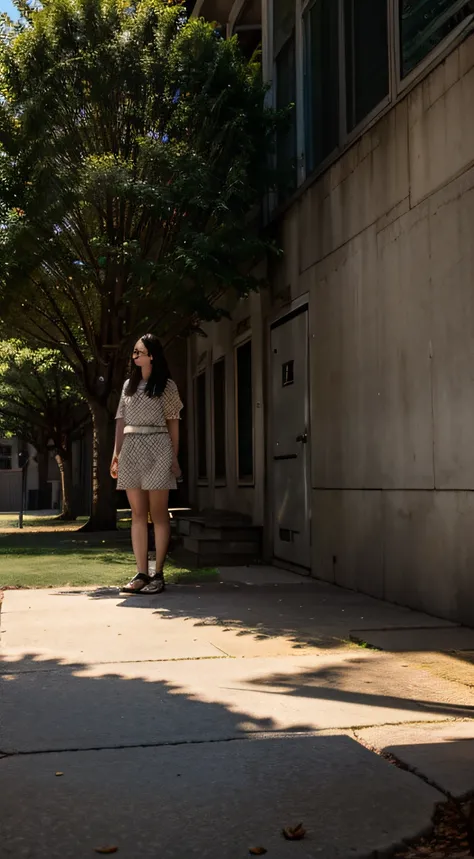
[352,726,455,800]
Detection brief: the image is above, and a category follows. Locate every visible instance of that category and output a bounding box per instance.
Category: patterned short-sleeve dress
[115,378,183,491]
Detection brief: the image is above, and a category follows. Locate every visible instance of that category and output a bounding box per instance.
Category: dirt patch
[394,799,472,858]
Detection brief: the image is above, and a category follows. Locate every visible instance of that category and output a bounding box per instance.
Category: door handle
[296,432,308,444]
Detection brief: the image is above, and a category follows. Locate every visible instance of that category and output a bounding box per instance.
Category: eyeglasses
[132,349,148,357]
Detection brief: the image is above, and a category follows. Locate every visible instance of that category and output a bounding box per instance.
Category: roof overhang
[191,0,261,28]
[190,0,233,22]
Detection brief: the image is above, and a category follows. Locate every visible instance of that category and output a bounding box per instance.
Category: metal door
[271,307,310,569]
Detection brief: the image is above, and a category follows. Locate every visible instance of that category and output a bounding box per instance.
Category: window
[303,0,389,172]
[195,372,207,481]
[400,0,474,77]
[235,340,254,482]
[274,0,297,197]
[273,0,474,193]
[213,359,226,482]
[0,445,12,470]
[344,0,389,131]
[303,0,340,173]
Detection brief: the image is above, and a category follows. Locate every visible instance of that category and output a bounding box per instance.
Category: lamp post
[18,450,30,530]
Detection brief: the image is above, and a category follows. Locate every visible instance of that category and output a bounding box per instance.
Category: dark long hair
[126,334,171,398]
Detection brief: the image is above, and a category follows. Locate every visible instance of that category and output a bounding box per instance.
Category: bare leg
[149,490,170,574]
[126,488,150,583]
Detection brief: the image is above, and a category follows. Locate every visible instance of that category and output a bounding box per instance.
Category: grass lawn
[0,510,133,531]
[0,523,218,589]
[0,513,89,530]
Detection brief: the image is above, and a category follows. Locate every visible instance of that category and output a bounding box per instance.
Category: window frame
[273,1,299,198]
[212,357,227,487]
[194,369,209,486]
[394,0,474,94]
[264,0,474,206]
[234,336,255,487]
[343,0,392,137]
[300,0,342,177]
[0,444,12,470]
[299,0,392,180]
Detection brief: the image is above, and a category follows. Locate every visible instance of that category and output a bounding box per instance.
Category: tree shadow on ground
[82,581,351,651]
[84,578,474,661]
[0,651,306,755]
[0,531,131,550]
[32,581,474,720]
[0,651,452,859]
[237,659,474,719]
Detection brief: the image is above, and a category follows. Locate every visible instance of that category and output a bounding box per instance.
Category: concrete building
[187,0,474,625]
[0,437,61,513]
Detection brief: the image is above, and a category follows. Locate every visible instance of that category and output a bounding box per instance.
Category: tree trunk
[55,452,76,520]
[80,402,117,531]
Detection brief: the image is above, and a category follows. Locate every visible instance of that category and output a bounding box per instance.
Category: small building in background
[0,437,61,513]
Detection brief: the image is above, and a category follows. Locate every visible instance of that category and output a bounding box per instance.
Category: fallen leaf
[282,824,306,841]
[249,848,267,855]
[94,848,118,854]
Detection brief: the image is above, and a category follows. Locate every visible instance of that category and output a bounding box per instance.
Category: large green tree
[0,0,281,529]
[0,341,87,519]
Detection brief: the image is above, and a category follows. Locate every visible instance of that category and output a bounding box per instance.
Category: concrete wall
[275,33,474,623]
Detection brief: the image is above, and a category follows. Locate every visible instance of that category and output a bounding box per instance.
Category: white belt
[124,425,168,435]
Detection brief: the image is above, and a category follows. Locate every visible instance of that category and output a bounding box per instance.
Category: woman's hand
[171,455,182,479]
[110,454,119,479]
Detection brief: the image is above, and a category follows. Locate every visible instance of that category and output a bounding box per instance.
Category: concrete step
[183,537,260,555]
[174,512,262,566]
[195,525,261,541]
[177,550,261,567]
[176,519,260,540]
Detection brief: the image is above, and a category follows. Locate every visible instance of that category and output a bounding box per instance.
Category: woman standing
[111,334,183,594]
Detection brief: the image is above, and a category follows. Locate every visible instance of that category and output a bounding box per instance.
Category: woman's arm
[110,417,125,478]
[167,418,181,476]
[114,417,125,456]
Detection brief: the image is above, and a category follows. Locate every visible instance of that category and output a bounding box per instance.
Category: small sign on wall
[282,360,294,387]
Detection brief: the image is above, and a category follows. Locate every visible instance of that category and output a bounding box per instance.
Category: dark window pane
[273,0,295,55]
[0,444,12,470]
[345,0,389,131]
[276,32,297,199]
[195,372,207,480]
[304,0,340,174]
[400,0,473,77]
[236,341,253,481]
[213,359,226,481]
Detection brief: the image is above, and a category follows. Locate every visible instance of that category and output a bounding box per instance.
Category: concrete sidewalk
[1,565,474,858]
